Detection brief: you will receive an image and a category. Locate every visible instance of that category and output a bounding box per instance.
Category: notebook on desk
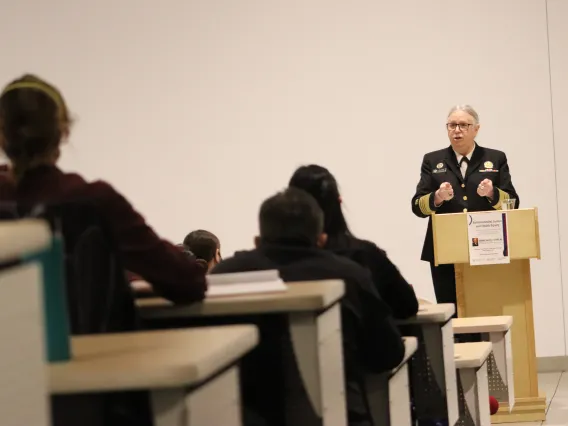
[206,270,288,298]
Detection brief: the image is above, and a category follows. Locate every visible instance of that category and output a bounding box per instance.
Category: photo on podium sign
[466,211,510,266]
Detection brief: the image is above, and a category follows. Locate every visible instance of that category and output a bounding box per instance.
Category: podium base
[491,393,546,424]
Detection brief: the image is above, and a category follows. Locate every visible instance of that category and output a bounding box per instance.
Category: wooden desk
[0,219,50,261]
[49,326,258,426]
[396,303,458,426]
[138,280,346,426]
[137,279,344,317]
[453,316,515,419]
[452,316,513,334]
[366,337,419,426]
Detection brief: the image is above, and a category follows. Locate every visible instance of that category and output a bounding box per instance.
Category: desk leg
[424,321,459,425]
[151,388,187,426]
[458,362,490,426]
[365,373,390,425]
[1,264,50,426]
[289,304,347,426]
[151,367,242,426]
[389,364,412,426]
[367,364,412,426]
[487,331,514,410]
[401,321,458,425]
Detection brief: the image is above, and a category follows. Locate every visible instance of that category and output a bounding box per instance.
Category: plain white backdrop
[1,0,567,357]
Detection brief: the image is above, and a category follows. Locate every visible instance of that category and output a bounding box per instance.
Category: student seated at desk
[183,229,222,272]
[0,74,207,304]
[289,165,419,319]
[128,237,214,296]
[212,187,405,426]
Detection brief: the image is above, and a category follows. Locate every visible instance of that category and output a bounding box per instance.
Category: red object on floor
[489,396,499,415]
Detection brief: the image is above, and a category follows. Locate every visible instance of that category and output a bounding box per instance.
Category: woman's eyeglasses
[446,122,473,131]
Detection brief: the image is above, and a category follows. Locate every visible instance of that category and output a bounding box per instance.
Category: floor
[509,372,568,425]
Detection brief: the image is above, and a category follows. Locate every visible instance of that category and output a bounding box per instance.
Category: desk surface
[395,303,455,325]
[454,342,492,369]
[0,220,50,262]
[137,279,345,318]
[49,325,258,394]
[452,316,513,334]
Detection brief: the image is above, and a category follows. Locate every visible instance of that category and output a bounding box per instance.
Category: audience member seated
[211,187,405,426]
[129,244,198,297]
[0,74,208,304]
[183,229,221,271]
[176,242,196,257]
[289,164,419,319]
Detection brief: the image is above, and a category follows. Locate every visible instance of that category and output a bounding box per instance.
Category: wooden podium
[432,208,546,423]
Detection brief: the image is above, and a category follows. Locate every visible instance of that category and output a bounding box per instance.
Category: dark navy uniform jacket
[411,143,519,262]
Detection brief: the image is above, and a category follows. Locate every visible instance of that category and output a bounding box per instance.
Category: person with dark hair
[176,243,197,258]
[0,74,207,304]
[183,229,221,271]
[212,187,405,426]
[129,244,197,297]
[289,164,419,319]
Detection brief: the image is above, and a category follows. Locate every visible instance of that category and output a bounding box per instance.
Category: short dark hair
[175,243,196,259]
[259,187,324,246]
[183,230,220,262]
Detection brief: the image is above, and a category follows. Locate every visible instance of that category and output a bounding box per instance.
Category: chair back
[1,201,139,334]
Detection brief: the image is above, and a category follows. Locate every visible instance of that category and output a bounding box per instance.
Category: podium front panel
[432,208,540,266]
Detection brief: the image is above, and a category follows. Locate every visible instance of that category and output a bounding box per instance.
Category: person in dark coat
[411,104,519,313]
[212,187,405,426]
[289,164,419,319]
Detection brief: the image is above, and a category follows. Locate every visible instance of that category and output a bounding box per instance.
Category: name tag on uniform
[480,161,498,172]
[433,162,446,173]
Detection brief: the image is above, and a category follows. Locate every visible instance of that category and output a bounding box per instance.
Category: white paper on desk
[466,211,510,266]
[206,269,287,297]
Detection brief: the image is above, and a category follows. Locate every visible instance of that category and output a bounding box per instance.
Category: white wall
[548,0,568,356]
[0,0,566,356]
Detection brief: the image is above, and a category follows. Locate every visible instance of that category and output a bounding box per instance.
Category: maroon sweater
[0,165,206,304]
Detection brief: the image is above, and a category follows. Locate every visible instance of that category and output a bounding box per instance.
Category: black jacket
[326,235,419,319]
[211,243,405,426]
[411,144,519,262]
